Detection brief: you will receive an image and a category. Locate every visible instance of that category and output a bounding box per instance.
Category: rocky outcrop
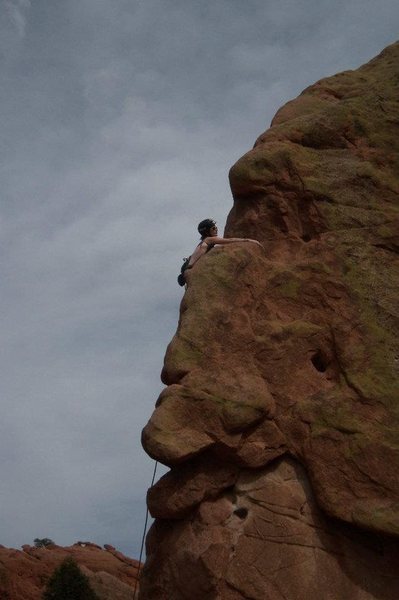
[143,458,399,600]
[0,543,140,600]
[140,41,399,599]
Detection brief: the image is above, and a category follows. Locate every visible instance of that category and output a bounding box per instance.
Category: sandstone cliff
[0,542,140,600]
[141,41,399,599]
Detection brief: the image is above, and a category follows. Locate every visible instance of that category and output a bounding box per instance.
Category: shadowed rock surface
[140,42,399,599]
[0,542,140,600]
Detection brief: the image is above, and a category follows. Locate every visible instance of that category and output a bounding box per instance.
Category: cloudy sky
[1,0,398,558]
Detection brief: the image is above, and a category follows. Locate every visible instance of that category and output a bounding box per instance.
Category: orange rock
[0,543,140,600]
[141,459,399,599]
[141,41,399,599]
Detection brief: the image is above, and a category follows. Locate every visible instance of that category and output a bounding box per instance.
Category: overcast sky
[1,0,398,558]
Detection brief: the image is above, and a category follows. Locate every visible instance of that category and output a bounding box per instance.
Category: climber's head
[198,219,217,239]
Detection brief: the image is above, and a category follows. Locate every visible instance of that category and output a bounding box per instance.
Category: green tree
[42,557,99,600]
[34,538,54,548]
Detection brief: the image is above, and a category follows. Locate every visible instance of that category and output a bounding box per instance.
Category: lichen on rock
[140,41,399,600]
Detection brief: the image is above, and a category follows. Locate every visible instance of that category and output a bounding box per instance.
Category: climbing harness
[178,257,191,286]
[177,241,215,286]
[132,460,158,600]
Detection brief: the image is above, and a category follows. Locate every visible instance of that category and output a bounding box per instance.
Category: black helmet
[197,219,216,236]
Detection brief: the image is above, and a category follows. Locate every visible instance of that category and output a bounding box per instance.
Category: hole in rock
[234,507,248,519]
[311,350,328,373]
[301,233,312,242]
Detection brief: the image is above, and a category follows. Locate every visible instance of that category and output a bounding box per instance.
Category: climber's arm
[204,236,262,247]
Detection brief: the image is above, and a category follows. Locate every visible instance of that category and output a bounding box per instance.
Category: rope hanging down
[133,460,158,600]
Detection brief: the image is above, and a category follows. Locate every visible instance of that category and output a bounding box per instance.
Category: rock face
[0,542,140,600]
[140,42,399,599]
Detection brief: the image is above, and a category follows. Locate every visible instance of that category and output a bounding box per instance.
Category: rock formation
[140,41,399,599]
[0,542,140,600]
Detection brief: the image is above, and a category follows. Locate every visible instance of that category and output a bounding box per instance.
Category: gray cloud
[1,0,398,557]
[1,0,30,44]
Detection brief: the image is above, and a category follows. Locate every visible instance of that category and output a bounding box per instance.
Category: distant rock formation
[140,41,399,599]
[0,543,140,600]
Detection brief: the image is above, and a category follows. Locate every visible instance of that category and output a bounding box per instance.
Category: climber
[178,219,262,285]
